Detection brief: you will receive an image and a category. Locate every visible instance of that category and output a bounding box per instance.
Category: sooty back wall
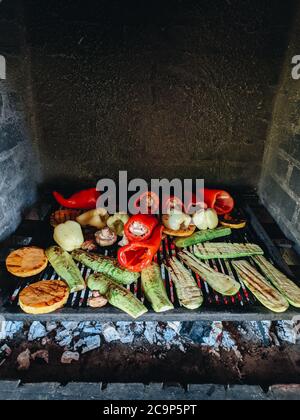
[25,0,294,187]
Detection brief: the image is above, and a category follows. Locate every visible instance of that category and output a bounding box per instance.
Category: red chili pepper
[53,188,100,210]
[118,225,163,272]
[162,195,184,213]
[124,214,158,242]
[134,191,160,214]
[202,189,234,215]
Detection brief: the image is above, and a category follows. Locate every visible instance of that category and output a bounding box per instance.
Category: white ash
[28,322,47,341]
[61,351,80,364]
[116,322,135,344]
[46,322,57,333]
[275,321,297,345]
[61,322,79,331]
[236,321,272,345]
[102,324,121,343]
[4,321,23,340]
[81,335,101,354]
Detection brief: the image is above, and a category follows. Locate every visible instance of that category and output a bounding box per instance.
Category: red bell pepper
[202,189,234,215]
[118,225,163,272]
[162,195,184,213]
[124,214,158,242]
[134,191,160,214]
[53,188,100,210]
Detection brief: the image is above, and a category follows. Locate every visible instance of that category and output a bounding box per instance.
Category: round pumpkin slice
[19,280,69,315]
[6,247,48,278]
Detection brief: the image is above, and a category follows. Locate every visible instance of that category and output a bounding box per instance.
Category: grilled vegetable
[141,263,174,312]
[76,208,109,229]
[87,273,148,319]
[45,246,85,293]
[162,211,192,231]
[174,227,231,248]
[107,213,130,236]
[72,249,139,285]
[53,221,84,252]
[220,211,246,229]
[232,260,289,313]
[253,256,300,308]
[166,258,203,310]
[95,227,117,247]
[194,242,264,260]
[178,250,240,296]
[192,208,219,230]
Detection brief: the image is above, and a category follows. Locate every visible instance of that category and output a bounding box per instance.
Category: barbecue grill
[0,192,298,321]
[1,0,300,323]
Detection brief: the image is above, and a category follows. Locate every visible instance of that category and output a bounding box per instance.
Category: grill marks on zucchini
[166,258,203,310]
[178,250,240,296]
[72,249,140,285]
[253,256,300,308]
[232,260,289,313]
[194,242,264,260]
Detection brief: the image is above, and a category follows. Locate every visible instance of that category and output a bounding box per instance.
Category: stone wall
[0,0,39,241]
[259,5,300,252]
[23,0,294,187]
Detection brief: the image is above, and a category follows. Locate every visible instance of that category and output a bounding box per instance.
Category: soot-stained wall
[24,0,294,187]
[0,0,39,241]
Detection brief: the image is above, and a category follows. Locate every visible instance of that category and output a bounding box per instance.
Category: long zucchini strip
[141,263,174,313]
[87,273,147,319]
[232,260,289,313]
[72,249,139,285]
[194,242,264,260]
[46,246,85,293]
[166,258,203,310]
[178,250,240,296]
[253,256,300,308]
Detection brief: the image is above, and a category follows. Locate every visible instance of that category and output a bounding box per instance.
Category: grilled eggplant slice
[165,258,203,310]
[253,256,300,308]
[232,260,289,313]
[72,249,139,285]
[178,250,240,296]
[141,263,174,313]
[87,273,147,319]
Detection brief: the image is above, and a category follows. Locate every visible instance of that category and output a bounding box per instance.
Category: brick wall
[259,5,300,252]
[0,0,39,241]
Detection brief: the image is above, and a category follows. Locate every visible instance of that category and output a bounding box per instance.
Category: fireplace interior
[0,0,300,322]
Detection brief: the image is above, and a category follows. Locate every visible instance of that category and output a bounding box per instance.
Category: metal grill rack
[0,202,299,321]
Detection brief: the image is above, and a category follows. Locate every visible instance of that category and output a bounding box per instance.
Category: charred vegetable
[232,260,289,313]
[194,242,264,260]
[174,227,231,248]
[166,258,203,310]
[253,256,300,308]
[45,246,86,293]
[72,249,139,285]
[87,273,148,319]
[141,263,174,313]
[178,250,240,296]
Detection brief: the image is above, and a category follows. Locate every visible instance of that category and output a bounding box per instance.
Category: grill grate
[6,225,259,312]
[1,202,299,321]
